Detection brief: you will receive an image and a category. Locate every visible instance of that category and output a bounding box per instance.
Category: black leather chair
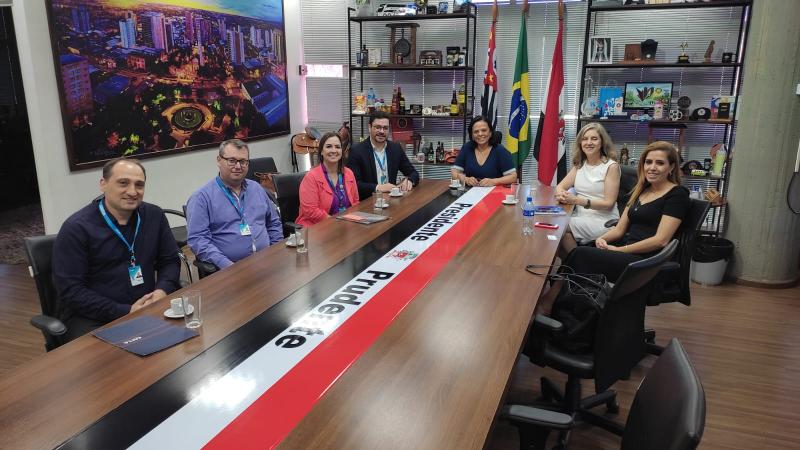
[616,165,639,215]
[643,198,710,355]
[517,240,678,447]
[504,338,706,450]
[273,172,306,237]
[163,208,192,285]
[24,234,67,351]
[181,204,219,280]
[246,156,278,180]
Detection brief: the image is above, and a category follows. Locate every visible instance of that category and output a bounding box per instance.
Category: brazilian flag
[505,14,531,169]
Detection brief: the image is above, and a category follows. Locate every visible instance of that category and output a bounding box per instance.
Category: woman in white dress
[555,123,621,256]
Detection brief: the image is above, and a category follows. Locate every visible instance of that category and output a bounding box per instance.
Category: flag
[505,0,531,170]
[533,0,567,186]
[480,1,499,130]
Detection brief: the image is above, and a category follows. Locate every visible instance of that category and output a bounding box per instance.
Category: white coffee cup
[506,194,516,203]
[450,179,460,187]
[391,187,401,196]
[170,298,184,315]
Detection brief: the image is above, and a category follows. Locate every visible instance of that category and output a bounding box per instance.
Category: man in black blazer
[347,111,420,200]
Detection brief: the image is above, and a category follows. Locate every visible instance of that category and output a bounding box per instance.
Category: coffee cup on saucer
[505,194,516,203]
[170,298,185,316]
[450,179,460,188]
[287,233,297,246]
[390,187,401,196]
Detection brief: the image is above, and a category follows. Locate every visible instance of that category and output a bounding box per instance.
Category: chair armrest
[30,314,67,336]
[604,219,619,228]
[502,405,574,430]
[533,313,564,333]
[659,261,680,273]
[194,260,219,278]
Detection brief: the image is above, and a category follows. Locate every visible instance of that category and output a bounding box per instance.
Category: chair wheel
[606,399,620,414]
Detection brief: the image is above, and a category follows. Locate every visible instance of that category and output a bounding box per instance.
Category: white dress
[569,159,620,243]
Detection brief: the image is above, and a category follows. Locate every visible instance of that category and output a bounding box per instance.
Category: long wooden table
[0,180,570,449]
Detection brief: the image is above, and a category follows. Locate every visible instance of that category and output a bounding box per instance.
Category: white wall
[11,0,306,233]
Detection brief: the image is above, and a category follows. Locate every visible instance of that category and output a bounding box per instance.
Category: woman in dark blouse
[451,116,518,186]
[537,141,690,313]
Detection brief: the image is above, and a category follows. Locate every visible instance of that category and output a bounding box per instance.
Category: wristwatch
[585,198,592,209]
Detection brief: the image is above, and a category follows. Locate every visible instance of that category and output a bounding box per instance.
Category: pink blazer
[296,165,360,227]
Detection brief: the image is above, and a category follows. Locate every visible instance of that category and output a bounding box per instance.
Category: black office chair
[273,172,306,237]
[24,234,68,352]
[246,156,279,204]
[163,208,193,285]
[180,204,219,280]
[504,338,706,450]
[517,240,678,447]
[643,198,710,354]
[246,156,278,180]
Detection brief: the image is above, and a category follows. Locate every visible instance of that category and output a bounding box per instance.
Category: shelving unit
[346,6,477,177]
[578,0,752,236]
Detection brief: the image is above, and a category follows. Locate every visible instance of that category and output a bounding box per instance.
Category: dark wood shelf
[684,174,724,181]
[352,113,468,120]
[590,0,751,12]
[351,65,474,71]
[579,117,733,125]
[350,12,476,23]
[585,62,741,69]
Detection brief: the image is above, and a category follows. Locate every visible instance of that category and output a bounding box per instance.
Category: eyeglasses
[221,157,250,167]
[371,125,390,131]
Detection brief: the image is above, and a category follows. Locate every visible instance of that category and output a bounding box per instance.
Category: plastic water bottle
[367,88,376,108]
[522,196,535,236]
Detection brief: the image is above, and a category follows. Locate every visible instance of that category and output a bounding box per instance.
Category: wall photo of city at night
[47,0,289,170]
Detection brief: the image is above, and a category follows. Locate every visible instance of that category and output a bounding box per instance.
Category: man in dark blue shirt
[53,157,181,342]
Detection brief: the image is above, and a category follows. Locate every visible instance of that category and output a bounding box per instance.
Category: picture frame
[45,0,290,171]
[438,2,449,14]
[588,36,613,65]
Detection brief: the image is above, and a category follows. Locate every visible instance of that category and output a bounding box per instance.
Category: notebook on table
[336,211,389,224]
[92,315,198,356]
[534,205,567,215]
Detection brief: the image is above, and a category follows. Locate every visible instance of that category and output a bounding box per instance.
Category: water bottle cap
[526,196,533,201]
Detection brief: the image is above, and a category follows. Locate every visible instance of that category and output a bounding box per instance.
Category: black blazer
[346,139,420,200]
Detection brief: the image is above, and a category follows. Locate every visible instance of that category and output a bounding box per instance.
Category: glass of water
[181,290,202,329]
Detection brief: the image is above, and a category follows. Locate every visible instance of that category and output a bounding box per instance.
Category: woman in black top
[537,141,690,313]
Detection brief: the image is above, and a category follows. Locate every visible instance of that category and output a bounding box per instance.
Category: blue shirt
[187,177,283,269]
[53,200,181,323]
[453,141,516,180]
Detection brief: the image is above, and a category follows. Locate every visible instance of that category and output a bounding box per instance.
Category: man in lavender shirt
[187,139,283,271]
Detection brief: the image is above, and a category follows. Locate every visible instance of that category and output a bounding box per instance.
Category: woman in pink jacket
[296,132,359,226]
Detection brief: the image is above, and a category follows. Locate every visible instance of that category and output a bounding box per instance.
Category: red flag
[534,1,566,186]
[480,0,499,129]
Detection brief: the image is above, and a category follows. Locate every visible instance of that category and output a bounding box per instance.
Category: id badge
[128,265,144,286]
[239,223,252,236]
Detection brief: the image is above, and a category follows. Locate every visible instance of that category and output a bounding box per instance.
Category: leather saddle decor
[444,148,459,164]
[254,171,278,195]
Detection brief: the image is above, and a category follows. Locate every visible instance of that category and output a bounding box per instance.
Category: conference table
[0,180,572,449]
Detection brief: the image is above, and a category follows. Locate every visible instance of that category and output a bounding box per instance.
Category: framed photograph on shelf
[588,36,613,64]
[45,0,290,171]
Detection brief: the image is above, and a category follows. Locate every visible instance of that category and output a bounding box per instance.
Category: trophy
[677,41,690,64]
[704,40,715,63]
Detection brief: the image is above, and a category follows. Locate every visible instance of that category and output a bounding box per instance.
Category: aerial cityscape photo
[48,0,288,168]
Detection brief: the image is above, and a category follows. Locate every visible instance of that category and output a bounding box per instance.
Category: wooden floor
[1,263,798,449]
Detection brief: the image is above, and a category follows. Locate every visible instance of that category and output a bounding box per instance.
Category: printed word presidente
[409,202,474,241]
[129,187,496,450]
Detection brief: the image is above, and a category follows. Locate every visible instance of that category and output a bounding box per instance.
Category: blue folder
[92,315,198,356]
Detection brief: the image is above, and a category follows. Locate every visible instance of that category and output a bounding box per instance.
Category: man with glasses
[347,111,420,201]
[187,139,283,271]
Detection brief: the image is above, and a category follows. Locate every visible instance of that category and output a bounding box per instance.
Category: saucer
[389,192,403,197]
[285,238,305,248]
[502,199,518,205]
[164,304,194,319]
[449,184,460,189]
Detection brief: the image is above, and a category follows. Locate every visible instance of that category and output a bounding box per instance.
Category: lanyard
[373,148,387,183]
[215,176,247,223]
[98,201,140,266]
[321,164,347,212]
